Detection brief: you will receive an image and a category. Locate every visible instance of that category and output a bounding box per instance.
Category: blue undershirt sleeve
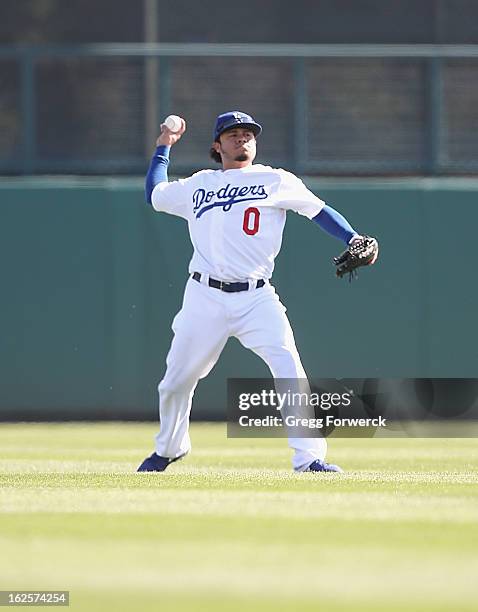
[145,145,171,205]
[312,204,358,245]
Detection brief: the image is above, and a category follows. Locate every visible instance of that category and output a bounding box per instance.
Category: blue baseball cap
[213,111,262,141]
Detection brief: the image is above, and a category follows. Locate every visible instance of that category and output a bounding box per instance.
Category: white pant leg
[154,279,229,458]
[233,284,327,471]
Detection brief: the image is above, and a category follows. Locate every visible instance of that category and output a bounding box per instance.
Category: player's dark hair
[209,147,222,163]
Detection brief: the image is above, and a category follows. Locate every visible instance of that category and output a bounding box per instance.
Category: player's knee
[267,348,306,379]
[158,374,196,397]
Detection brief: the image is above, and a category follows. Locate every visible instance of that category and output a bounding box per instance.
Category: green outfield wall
[0,177,477,419]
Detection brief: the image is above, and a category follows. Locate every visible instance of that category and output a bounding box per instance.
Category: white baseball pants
[154,276,327,471]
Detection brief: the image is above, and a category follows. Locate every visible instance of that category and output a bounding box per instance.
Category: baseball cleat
[306,459,343,473]
[137,452,185,472]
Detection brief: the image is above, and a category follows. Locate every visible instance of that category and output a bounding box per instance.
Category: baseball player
[138,111,377,473]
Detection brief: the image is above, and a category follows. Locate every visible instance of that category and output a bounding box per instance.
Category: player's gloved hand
[334,234,379,280]
[349,234,379,265]
[156,117,187,147]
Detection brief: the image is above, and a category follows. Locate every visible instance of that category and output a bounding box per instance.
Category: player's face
[214,128,257,168]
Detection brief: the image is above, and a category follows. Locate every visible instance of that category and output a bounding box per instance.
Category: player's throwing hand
[156,117,186,147]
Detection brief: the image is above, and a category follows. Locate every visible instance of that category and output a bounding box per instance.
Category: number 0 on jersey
[243,207,260,235]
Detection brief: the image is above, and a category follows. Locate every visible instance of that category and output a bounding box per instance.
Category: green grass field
[0,422,477,612]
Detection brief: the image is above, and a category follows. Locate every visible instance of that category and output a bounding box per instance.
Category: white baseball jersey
[151,164,325,281]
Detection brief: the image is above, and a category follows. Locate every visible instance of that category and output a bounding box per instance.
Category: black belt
[192,272,265,293]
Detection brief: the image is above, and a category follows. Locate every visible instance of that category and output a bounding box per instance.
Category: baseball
[164,115,182,132]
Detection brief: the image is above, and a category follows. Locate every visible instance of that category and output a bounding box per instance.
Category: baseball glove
[334,235,379,281]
